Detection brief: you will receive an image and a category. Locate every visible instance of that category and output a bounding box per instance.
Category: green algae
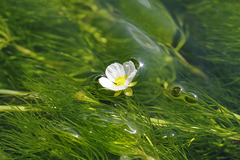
[0,0,240,159]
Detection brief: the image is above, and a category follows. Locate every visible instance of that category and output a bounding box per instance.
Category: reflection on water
[139,61,144,68]
[138,0,151,8]
[125,22,160,52]
[124,125,137,134]
[120,155,132,160]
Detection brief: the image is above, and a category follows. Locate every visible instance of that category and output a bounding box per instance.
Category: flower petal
[99,77,114,88]
[123,61,136,76]
[125,69,137,85]
[99,77,128,91]
[106,62,125,82]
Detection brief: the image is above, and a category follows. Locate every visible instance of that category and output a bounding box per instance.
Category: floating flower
[99,61,137,96]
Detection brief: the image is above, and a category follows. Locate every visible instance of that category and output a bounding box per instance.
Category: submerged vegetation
[0,0,240,159]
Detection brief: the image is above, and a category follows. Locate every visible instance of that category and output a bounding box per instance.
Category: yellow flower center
[115,76,127,86]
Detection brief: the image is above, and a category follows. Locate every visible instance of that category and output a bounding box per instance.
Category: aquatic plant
[0,0,240,159]
[99,61,137,96]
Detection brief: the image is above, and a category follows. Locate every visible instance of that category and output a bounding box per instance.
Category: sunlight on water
[126,22,160,52]
[138,0,151,8]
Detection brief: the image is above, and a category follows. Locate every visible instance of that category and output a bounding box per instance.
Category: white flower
[99,61,137,96]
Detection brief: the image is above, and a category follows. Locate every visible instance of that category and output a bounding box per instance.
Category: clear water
[1,0,240,159]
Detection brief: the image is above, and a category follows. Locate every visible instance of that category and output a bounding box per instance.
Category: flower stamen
[114,76,127,86]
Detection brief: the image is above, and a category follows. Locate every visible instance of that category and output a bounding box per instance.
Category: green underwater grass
[1,0,240,159]
[171,0,240,113]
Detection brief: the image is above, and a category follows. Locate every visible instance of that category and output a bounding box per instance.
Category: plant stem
[0,89,29,96]
[150,117,240,140]
[0,105,39,112]
[0,89,39,99]
[171,48,208,80]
